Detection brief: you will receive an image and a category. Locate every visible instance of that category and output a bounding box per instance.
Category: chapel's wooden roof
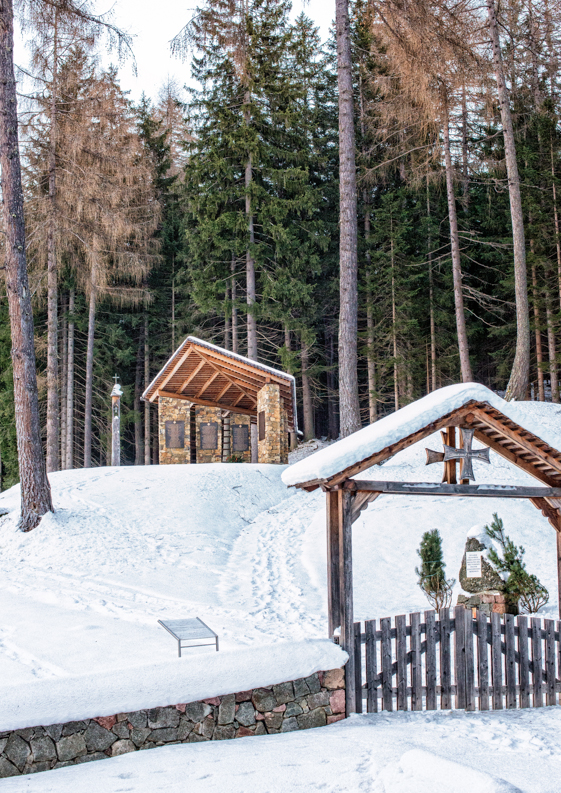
[142,336,297,430]
[283,384,561,492]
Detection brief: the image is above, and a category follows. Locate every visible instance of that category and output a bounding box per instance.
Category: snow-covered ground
[4,707,561,792]
[2,399,561,788]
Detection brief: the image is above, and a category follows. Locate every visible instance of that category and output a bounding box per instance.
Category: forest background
[1,0,560,489]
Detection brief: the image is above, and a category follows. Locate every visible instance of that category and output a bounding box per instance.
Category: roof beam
[472,429,561,488]
[149,347,192,401]
[178,357,206,393]
[156,390,255,417]
[195,348,257,406]
[197,370,219,399]
[345,480,561,498]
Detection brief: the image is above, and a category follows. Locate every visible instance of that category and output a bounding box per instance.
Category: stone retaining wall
[0,668,345,778]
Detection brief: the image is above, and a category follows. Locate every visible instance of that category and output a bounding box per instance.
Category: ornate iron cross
[426,427,490,481]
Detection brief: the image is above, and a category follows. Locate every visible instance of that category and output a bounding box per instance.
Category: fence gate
[352,605,560,713]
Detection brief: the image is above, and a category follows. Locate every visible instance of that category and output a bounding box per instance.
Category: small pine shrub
[416,529,455,610]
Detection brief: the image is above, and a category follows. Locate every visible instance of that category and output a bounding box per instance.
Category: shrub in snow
[485,513,549,614]
[416,529,455,610]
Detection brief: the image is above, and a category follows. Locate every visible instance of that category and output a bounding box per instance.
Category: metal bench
[158,618,219,657]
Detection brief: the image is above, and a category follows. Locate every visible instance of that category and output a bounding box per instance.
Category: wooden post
[557,527,561,619]
[111,379,122,467]
[326,489,341,638]
[442,427,457,484]
[339,487,355,716]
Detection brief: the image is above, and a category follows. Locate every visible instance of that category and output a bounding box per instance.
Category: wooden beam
[197,345,292,389]
[178,357,206,393]
[351,491,380,523]
[469,407,561,477]
[157,390,255,417]
[195,348,257,406]
[326,490,341,639]
[472,429,560,488]
[346,480,561,498]
[196,370,219,399]
[532,498,561,617]
[338,488,355,716]
[155,347,193,397]
[215,381,233,402]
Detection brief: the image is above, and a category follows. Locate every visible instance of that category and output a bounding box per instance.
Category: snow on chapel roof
[282,383,561,488]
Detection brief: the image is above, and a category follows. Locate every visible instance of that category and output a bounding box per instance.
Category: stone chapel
[141,337,297,465]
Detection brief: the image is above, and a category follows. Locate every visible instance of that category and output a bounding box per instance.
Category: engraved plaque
[466,551,483,578]
[165,420,185,449]
[200,421,219,450]
[232,424,249,452]
[258,411,265,441]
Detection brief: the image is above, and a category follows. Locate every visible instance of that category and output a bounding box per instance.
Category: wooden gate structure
[351,606,561,714]
[282,384,561,715]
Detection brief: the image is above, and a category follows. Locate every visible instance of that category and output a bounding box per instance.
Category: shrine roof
[142,336,297,430]
[282,383,561,490]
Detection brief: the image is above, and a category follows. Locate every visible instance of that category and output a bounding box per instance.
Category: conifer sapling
[416,529,455,610]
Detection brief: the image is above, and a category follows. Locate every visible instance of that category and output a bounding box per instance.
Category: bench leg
[216,637,219,652]
[178,641,181,658]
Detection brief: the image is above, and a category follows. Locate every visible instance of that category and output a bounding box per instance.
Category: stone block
[177,719,194,742]
[293,678,310,698]
[327,714,345,725]
[304,674,321,694]
[184,702,211,723]
[296,708,327,730]
[44,724,64,742]
[111,721,130,740]
[213,725,236,741]
[93,716,116,731]
[234,701,256,727]
[28,761,51,773]
[330,690,346,714]
[0,756,20,778]
[218,694,236,725]
[235,690,253,703]
[252,688,276,713]
[280,717,299,733]
[236,726,254,738]
[254,722,267,736]
[15,728,34,741]
[62,721,88,736]
[84,722,117,753]
[30,735,57,763]
[203,697,220,707]
[0,738,7,754]
[272,704,286,713]
[307,691,329,710]
[5,734,30,772]
[56,734,87,763]
[109,740,135,757]
[323,668,345,690]
[273,681,294,705]
[149,728,179,744]
[284,702,303,718]
[75,752,107,765]
[187,733,207,743]
[147,707,180,729]
[131,728,152,748]
[127,711,147,729]
[199,717,215,740]
[264,712,283,732]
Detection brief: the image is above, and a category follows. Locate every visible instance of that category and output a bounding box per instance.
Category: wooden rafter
[472,429,561,488]
[178,357,207,394]
[215,382,233,402]
[197,370,219,399]
[195,349,257,407]
[344,480,561,498]
[149,348,193,401]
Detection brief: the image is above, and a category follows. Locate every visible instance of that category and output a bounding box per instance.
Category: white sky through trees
[45,0,334,102]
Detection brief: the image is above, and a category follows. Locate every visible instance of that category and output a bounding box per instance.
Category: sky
[90,0,335,102]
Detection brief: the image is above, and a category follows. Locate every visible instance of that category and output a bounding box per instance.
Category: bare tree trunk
[60,293,67,470]
[224,282,231,351]
[443,102,473,382]
[531,261,545,401]
[171,256,175,352]
[366,281,377,423]
[244,93,257,361]
[301,341,315,440]
[544,266,559,402]
[327,330,338,440]
[391,240,399,411]
[336,0,361,436]
[0,0,53,529]
[427,178,436,391]
[66,288,75,468]
[46,8,59,473]
[144,314,150,465]
[461,84,469,212]
[487,0,530,400]
[83,273,96,468]
[134,328,143,464]
[231,253,238,354]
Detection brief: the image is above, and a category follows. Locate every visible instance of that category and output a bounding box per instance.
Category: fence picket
[531,618,543,708]
[477,610,489,710]
[505,613,516,709]
[410,612,422,711]
[365,619,377,713]
[354,621,363,713]
[381,617,393,711]
[545,619,556,707]
[440,607,452,709]
[425,610,437,710]
[455,606,467,709]
[396,614,407,710]
[464,609,475,711]
[491,612,503,710]
[518,616,530,708]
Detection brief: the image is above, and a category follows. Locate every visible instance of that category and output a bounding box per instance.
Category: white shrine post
[111,377,123,466]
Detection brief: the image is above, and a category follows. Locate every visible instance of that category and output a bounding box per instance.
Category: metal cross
[425,427,490,481]
[113,374,120,384]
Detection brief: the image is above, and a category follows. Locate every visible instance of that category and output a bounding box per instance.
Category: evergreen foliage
[416,529,455,610]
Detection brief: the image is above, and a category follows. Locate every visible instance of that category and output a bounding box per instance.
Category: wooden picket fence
[351,605,561,713]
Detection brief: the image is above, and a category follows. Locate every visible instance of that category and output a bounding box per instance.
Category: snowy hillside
[1,401,561,728]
